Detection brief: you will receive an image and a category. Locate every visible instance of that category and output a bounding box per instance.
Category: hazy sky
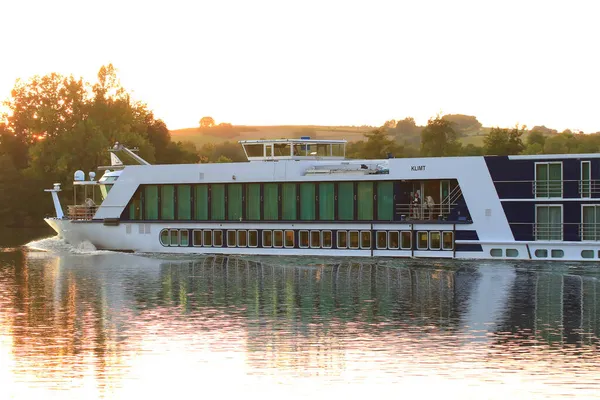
[1,0,599,131]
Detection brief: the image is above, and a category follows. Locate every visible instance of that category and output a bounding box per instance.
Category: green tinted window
[129,189,142,220]
[338,182,354,220]
[377,181,393,221]
[161,185,175,220]
[211,184,225,220]
[264,183,279,220]
[300,183,316,220]
[319,183,334,220]
[194,185,208,220]
[246,184,261,220]
[177,185,191,220]
[282,183,297,220]
[144,185,158,220]
[357,182,373,220]
[228,184,243,220]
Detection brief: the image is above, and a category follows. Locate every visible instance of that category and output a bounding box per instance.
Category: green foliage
[442,114,482,137]
[346,129,408,159]
[420,116,461,157]
[197,141,246,163]
[483,126,525,155]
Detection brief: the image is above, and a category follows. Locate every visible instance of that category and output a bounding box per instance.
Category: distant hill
[170,125,373,147]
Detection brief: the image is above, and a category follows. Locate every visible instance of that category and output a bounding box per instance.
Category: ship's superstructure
[44,139,600,261]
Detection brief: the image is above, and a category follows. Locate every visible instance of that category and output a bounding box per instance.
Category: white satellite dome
[89,171,96,181]
[74,170,85,181]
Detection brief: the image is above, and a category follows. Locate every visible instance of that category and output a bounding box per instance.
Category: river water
[0,229,599,399]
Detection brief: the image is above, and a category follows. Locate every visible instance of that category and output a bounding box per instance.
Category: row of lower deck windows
[160,229,454,250]
[492,248,600,259]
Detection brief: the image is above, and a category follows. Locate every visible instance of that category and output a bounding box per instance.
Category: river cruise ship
[45,138,600,261]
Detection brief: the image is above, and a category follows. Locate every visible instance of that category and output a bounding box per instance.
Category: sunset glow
[1,0,599,132]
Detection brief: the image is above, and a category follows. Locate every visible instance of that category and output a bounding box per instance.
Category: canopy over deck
[239,138,347,161]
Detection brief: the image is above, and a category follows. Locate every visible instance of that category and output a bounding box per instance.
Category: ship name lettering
[411,165,426,171]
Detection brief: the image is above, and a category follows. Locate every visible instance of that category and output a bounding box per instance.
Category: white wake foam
[25,236,110,255]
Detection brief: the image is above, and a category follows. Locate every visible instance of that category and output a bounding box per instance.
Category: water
[1,229,599,399]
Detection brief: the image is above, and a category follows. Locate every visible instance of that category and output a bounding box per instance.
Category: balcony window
[536,205,562,240]
[535,162,562,198]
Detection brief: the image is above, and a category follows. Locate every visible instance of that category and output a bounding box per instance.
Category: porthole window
[160,229,169,246]
[429,231,441,250]
[551,249,564,258]
[360,231,371,249]
[534,249,548,258]
[337,231,348,249]
[299,230,309,248]
[417,231,428,250]
[248,230,258,247]
[490,248,502,257]
[193,230,203,246]
[284,230,295,248]
[506,248,518,257]
[310,230,320,248]
[263,230,273,247]
[581,250,594,259]
[204,230,213,247]
[349,231,360,249]
[274,230,283,248]
[376,231,387,249]
[322,231,332,248]
[388,231,399,249]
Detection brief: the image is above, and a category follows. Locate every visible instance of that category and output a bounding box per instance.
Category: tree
[483,126,525,155]
[442,114,482,136]
[346,129,404,159]
[420,116,460,157]
[199,116,215,128]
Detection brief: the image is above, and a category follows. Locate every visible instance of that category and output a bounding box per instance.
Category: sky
[1,0,599,132]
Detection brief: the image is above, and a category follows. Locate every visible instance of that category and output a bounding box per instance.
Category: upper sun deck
[239,138,346,161]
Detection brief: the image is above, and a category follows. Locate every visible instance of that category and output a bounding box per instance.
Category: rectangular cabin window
[536,205,562,240]
[284,230,294,248]
[299,230,309,248]
[377,182,394,221]
[228,184,243,221]
[401,231,412,249]
[535,162,562,198]
[211,184,225,220]
[300,183,316,220]
[322,231,332,248]
[129,189,142,220]
[442,232,453,250]
[316,144,330,157]
[282,183,297,220]
[248,230,258,247]
[376,231,387,249]
[263,183,279,220]
[582,205,600,240]
[581,161,591,198]
[263,230,273,247]
[292,143,309,157]
[331,144,344,157]
[357,182,373,220]
[246,184,261,220]
[193,230,203,246]
[195,185,209,220]
[144,185,159,220]
[244,144,264,157]
[417,231,428,249]
[237,230,247,247]
[360,231,371,249]
[337,231,347,249]
[227,230,236,247]
[204,230,212,247]
[388,231,399,249]
[319,183,335,220]
[161,185,175,220]
[310,231,320,248]
[180,230,189,247]
[338,182,354,220]
[274,143,291,157]
[349,231,359,249]
[213,230,223,247]
[177,185,191,220]
[429,231,441,250]
[274,230,283,248]
[169,229,178,246]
